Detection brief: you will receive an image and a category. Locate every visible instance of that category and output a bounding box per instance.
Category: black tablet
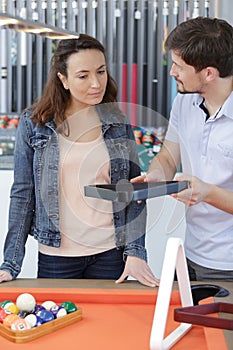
[84,181,189,202]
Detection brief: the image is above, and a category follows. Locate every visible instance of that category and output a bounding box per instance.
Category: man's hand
[115,256,159,288]
[170,174,210,206]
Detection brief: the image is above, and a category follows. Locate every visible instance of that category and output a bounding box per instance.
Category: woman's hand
[0,270,13,283]
[130,174,147,183]
[115,256,159,287]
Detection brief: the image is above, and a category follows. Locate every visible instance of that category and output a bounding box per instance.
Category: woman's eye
[79,75,88,79]
[98,70,106,75]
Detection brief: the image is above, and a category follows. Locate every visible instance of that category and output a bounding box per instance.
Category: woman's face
[58,49,108,112]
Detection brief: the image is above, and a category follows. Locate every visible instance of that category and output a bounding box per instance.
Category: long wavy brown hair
[31,34,118,126]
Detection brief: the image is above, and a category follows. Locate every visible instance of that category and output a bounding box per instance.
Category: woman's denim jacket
[0,106,147,279]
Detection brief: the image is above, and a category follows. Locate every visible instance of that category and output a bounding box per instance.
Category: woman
[0,34,158,287]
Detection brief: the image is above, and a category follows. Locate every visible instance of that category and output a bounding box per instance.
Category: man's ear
[205,67,219,82]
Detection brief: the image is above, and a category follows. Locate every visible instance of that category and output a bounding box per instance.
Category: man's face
[170,51,207,94]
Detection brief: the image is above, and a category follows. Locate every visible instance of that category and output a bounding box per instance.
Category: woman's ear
[57,72,69,90]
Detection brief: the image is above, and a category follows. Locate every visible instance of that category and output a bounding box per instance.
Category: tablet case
[84,181,189,202]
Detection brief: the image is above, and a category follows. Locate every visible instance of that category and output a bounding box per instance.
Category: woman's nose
[90,75,101,87]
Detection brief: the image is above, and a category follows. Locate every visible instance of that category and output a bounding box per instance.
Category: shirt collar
[195,92,233,121]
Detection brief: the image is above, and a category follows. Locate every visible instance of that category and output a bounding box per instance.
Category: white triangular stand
[150,237,193,350]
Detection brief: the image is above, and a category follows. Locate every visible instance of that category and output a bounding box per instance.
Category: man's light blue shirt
[166,92,233,270]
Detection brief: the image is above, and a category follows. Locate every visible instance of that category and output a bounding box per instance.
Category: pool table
[0,279,232,349]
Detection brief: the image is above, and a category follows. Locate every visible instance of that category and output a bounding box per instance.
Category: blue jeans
[38,248,125,279]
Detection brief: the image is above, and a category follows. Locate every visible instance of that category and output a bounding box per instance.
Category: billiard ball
[36,309,54,323]
[34,304,46,314]
[0,308,11,322]
[17,310,30,318]
[61,301,77,313]
[0,300,14,309]
[41,300,56,311]
[24,314,43,328]
[50,305,67,318]
[16,293,36,312]
[11,318,31,331]
[2,301,14,310]
[3,314,20,328]
[5,303,19,314]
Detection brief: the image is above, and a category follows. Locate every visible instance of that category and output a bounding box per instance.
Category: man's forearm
[204,184,233,214]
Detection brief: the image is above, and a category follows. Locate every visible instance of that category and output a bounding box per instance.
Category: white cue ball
[16,293,36,312]
[41,300,57,310]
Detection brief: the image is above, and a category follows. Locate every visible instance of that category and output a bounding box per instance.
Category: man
[133,16,233,281]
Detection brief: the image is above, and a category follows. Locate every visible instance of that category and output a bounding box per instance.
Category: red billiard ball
[0,308,11,323]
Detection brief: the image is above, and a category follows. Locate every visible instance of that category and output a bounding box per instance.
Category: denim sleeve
[123,123,147,262]
[0,112,35,279]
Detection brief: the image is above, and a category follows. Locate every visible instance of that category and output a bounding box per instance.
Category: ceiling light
[0,12,79,40]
